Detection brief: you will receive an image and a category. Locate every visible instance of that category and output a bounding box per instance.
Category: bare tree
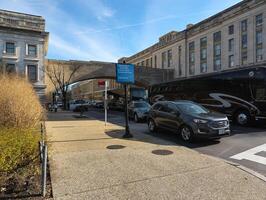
[44,61,81,110]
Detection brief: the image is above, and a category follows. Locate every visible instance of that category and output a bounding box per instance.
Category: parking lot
[84,107,266,177]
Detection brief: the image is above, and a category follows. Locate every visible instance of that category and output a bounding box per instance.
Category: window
[27,65,37,82]
[256,48,263,62]
[214,44,221,56]
[153,103,162,111]
[178,46,182,76]
[241,34,248,48]
[200,37,207,73]
[6,42,15,54]
[229,55,234,68]
[241,20,247,32]
[162,52,167,69]
[167,49,172,68]
[6,64,16,74]
[200,37,207,59]
[228,25,234,35]
[256,14,263,26]
[167,103,178,114]
[150,57,153,68]
[213,31,221,71]
[200,62,207,73]
[214,58,221,71]
[256,27,263,62]
[146,59,149,67]
[241,20,248,64]
[256,30,263,45]
[28,44,37,56]
[189,42,195,75]
[141,61,144,66]
[201,49,207,59]
[154,55,157,68]
[255,88,266,100]
[242,51,248,64]
[213,31,221,42]
[229,39,234,52]
[200,37,207,46]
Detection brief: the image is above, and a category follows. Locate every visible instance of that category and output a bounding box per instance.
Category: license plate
[218,129,225,135]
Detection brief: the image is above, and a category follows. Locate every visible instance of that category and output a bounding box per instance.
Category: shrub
[0,76,44,129]
[0,128,40,173]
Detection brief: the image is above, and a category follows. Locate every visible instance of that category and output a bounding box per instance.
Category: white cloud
[78,0,115,21]
[49,34,91,59]
[0,0,121,62]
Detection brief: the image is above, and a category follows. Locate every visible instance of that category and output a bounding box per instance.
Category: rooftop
[0,9,45,32]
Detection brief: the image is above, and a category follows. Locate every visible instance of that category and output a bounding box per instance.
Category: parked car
[147,101,230,142]
[94,100,104,109]
[69,99,88,112]
[128,101,150,122]
[108,99,124,111]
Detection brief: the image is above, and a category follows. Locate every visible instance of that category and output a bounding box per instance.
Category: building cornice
[0,9,45,32]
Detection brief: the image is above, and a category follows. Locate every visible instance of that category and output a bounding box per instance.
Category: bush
[0,128,40,172]
[0,76,44,129]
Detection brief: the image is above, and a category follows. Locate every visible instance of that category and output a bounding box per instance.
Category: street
[84,107,266,177]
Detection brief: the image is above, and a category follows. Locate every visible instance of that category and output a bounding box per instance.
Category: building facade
[120,0,266,79]
[0,9,49,101]
[70,79,121,101]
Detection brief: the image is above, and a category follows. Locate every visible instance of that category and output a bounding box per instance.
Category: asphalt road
[84,108,266,177]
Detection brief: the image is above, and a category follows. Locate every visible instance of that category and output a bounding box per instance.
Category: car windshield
[134,102,150,108]
[176,102,209,114]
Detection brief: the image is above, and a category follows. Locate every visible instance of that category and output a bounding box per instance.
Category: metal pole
[105,80,108,126]
[123,84,133,138]
[41,145,48,197]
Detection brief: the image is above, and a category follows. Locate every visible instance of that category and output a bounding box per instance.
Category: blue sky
[1,0,241,62]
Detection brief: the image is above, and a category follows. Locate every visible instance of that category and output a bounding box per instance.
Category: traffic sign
[116,63,135,84]
[98,80,105,87]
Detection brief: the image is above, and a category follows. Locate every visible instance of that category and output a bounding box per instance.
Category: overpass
[46,59,175,87]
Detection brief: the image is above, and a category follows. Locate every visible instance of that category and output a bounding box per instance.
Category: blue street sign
[116,63,135,84]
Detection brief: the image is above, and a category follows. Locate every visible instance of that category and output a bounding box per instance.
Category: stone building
[0,9,49,101]
[120,0,266,78]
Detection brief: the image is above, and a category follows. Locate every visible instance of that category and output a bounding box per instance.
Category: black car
[147,101,230,142]
[128,101,150,122]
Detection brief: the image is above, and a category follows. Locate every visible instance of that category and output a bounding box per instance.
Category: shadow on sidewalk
[105,128,221,148]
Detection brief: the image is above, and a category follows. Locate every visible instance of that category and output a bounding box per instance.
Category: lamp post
[123,83,132,138]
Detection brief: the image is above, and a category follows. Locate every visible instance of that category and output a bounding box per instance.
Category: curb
[224,160,266,182]
[202,154,266,183]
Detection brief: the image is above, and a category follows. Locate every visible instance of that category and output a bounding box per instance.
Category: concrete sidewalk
[46,111,266,200]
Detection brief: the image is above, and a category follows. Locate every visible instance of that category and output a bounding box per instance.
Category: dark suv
[147,101,230,141]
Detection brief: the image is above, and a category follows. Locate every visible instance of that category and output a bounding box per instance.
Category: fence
[39,122,48,197]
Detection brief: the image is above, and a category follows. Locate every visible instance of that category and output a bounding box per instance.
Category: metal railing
[39,122,48,197]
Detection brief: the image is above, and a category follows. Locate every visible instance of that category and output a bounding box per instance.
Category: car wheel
[180,125,193,142]
[148,119,157,132]
[235,110,250,126]
[134,113,139,123]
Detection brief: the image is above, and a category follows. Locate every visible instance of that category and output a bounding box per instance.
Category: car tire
[148,119,157,133]
[134,113,139,123]
[180,125,194,142]
[235,110,251,126]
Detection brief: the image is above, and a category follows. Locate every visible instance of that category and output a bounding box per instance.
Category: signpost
[116,62,135,138]
[98,80,109,126]
[104,80,109,126]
